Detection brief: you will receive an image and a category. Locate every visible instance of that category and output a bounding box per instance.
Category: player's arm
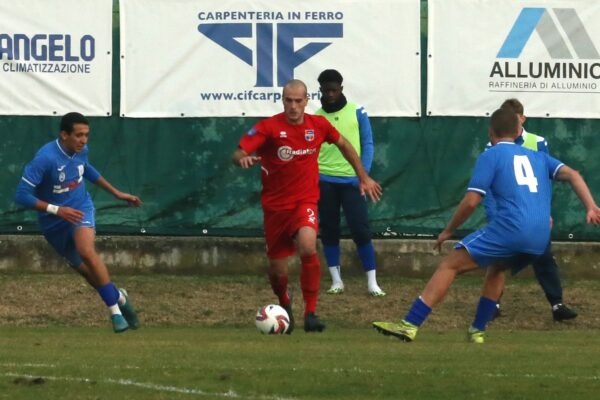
[234,124,266,168]
[357,107,374,172]
[93,176,142,207]
[334,135,382,202]
[15,179,84,223]
[435,192,482,251]
[15,156,85,223]
[232,148,261,168]
[555,165,600,224]
[436,151,492,250]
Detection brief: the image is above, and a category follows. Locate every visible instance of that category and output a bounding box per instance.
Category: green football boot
[372,320,418,342]
[118,288,140,330]
[369,288,387,297]
[467,326,485,344]
[111,314,129,333]
[326,284,344,294]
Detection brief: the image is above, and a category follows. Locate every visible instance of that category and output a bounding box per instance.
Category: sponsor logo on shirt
[277,146,316,161]
[279,131,287,138]
[53,176,83,193]
[304,129,315,141]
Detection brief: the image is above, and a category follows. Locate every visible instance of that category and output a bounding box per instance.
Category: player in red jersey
[233,79,382,333]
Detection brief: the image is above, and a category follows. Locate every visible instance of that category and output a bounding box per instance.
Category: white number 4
[513,155,538,192]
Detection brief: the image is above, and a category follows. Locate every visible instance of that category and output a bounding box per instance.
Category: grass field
[1,273,600,399]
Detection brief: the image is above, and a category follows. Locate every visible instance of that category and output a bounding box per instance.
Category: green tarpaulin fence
[1,1,599,241]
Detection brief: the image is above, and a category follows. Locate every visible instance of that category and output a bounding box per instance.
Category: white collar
[55,139,75,159]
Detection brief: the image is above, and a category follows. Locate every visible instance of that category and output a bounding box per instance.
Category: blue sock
[472,296,498,331]
[357,242,376,272]
[323,244,340,267]
[97,282,120,307]
[404,297,432,327]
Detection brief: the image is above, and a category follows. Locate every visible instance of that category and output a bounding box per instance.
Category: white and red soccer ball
[255,304,290,334]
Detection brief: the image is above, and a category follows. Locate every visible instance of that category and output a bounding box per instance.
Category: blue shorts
[455,228,540,270]
[43,207,95,268]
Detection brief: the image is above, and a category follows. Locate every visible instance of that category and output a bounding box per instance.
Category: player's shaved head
[490,108,519,139]
[282,79,308,97]
[282,80,308,125]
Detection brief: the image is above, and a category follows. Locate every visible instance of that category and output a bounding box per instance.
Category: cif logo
[198,22,343,87]
[497,8,599,59]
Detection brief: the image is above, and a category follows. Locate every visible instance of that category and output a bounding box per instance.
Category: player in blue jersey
[486,98,577,321]
[15,112,142,333]
[373,108,600,343]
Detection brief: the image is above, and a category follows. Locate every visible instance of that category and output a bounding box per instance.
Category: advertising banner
[0,0,113,116]
[120,0,421,117]
[428,0,600,118]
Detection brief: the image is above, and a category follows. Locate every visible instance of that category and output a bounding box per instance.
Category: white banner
[428,0,600,119]
[120,0,420,118]
[0,0,112,116]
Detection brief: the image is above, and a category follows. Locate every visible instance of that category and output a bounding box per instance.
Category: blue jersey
[17,139,101,232]
[483,128,548,220]
[467,142,563,255]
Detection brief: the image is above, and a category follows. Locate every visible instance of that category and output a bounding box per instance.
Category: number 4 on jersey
[513,155,538,192]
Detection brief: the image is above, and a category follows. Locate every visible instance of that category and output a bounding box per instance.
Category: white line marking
[1,372,296,400]
[3,365,599,384]
[0,363,56,368]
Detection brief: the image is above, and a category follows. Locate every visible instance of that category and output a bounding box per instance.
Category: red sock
[269,273,290,306]
[300,253,320,316]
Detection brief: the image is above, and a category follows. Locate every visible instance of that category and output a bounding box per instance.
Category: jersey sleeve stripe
[552,163,565,179]
[21,177,36,187]
[467,187,486,195]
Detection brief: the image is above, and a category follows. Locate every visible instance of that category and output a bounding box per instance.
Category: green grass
[1,326,599,400]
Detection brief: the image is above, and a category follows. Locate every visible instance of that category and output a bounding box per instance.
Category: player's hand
[434,229,453,252]
[238,156,262,168]
[359,177,382,202]
[57,206,84,224]
[115,191,143,207]
[586,207,600,224]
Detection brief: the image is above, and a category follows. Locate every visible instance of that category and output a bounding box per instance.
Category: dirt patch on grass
[1,273,599,330]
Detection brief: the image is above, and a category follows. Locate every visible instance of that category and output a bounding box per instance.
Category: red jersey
[239,112,341,211]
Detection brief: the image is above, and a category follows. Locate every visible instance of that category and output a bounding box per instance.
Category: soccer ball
[255,304,290,334]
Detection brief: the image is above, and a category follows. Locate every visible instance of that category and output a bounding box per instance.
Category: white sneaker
[326,283,344,294]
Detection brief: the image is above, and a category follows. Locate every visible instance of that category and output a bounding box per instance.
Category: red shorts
[263,203,319,259]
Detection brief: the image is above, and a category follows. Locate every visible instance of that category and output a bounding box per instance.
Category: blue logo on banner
[497,8,599,59]
[198,23,343,87]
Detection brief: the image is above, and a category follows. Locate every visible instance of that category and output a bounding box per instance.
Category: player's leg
[296,224,325,332]
[44,224,132,332]
[532,243,577,321]
[267,257,294,333]
[72,227,133,332]
[264,210,295,333]
[420,248,478,306]
[486,267,505,320]
[318,181,344,294]
[468,266,505,344]
[340,183,384,296]
[374,248,477,341]
[267,258,291,310]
